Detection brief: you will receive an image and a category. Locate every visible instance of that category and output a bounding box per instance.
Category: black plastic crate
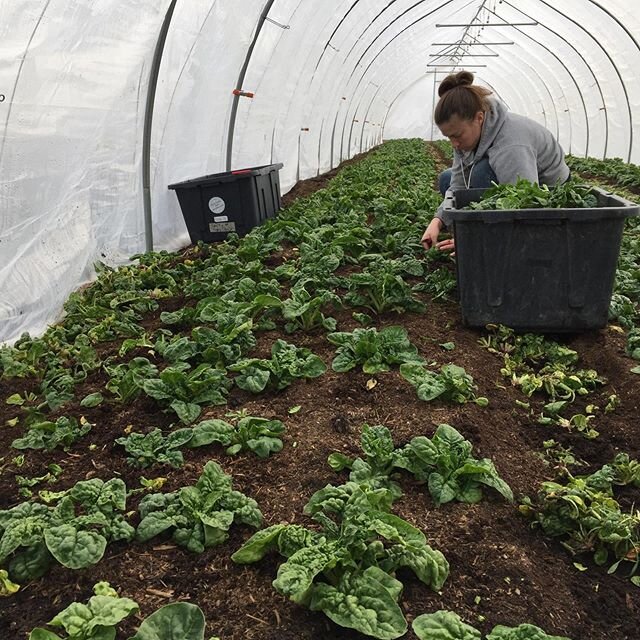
[447,186,639,331]
[168,163,283,243]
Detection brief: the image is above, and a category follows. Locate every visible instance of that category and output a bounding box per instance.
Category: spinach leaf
[412,610,481,640]
[128,602,205,640]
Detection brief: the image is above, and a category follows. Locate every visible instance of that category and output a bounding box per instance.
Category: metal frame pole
[142,0,178,253]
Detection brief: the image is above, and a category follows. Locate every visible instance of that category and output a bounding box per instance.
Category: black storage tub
[169,163,283,243]
[447,186,639,331]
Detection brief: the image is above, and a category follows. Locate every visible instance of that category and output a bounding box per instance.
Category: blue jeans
[438,157,497,195]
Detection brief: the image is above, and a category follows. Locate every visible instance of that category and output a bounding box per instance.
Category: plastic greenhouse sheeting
[1,0,640,344]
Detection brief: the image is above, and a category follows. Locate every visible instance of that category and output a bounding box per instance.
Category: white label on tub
[209,222,236,233]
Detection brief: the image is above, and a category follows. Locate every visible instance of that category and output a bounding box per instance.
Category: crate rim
[168,163,284,190]
[448,184,639,222]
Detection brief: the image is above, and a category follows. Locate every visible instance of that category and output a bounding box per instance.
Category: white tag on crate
[209,221,236,233]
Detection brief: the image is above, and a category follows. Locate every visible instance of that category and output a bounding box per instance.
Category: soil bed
[1,152,639,640]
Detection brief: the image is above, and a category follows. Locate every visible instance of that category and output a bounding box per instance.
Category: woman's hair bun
[438,71,475,97]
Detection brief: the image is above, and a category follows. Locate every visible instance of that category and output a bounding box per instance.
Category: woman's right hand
[436,237,455,253]
[421,218,444,250]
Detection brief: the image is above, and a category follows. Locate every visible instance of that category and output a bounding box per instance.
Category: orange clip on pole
[232,89,255,98]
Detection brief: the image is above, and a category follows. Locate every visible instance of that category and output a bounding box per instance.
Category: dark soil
[1,150,640,640]
[427,141,452,176]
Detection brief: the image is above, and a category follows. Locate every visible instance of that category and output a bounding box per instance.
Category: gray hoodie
[436,98,570,225]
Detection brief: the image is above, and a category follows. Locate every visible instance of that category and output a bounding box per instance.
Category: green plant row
[0,461,260,585]
[7,327,484,460]
[28,580,218,640]
[566,154,640,191]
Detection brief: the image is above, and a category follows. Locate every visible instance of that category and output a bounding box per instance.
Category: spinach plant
[0,333,49,378]
[105,357,159,403]
[281,282,339,333]
[229,339,326,393]
[12,416,93,451]
[136,461,262,552]
[342,256,425,314]
[327,326,423,373]
[400,362,487,405]
[521,453,640,580]
[328,424,402,499]
[608,293,639,330]
[187,414,285,458]
[233,481,449,640]
[414,264,457,301]
[394,424,513,506]
[142,363,232,423]
[0,478,134,582]
[155,311,257,368]
[288,249,342,292]
[115,428,194,468]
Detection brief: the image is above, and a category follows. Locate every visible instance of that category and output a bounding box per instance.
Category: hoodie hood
[457,97,508,166]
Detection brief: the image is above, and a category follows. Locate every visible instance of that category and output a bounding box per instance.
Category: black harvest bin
[448,186,639,332]
[169,163,283,243]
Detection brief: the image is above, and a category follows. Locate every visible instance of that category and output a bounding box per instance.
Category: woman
[421,71,570,252]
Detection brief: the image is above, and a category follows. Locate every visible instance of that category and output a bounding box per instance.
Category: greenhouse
[1,1,640,639]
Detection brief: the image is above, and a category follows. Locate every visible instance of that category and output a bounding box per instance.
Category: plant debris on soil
[1,143,639,640]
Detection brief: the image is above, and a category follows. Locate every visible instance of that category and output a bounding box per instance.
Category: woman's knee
[438,169,452,195]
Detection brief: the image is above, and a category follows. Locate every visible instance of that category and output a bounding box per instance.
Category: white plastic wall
[2,0,640,343]
[0,1,172,342]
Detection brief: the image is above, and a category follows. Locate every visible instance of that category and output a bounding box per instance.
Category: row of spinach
[7,413,636,638]
[26,576,570,640]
